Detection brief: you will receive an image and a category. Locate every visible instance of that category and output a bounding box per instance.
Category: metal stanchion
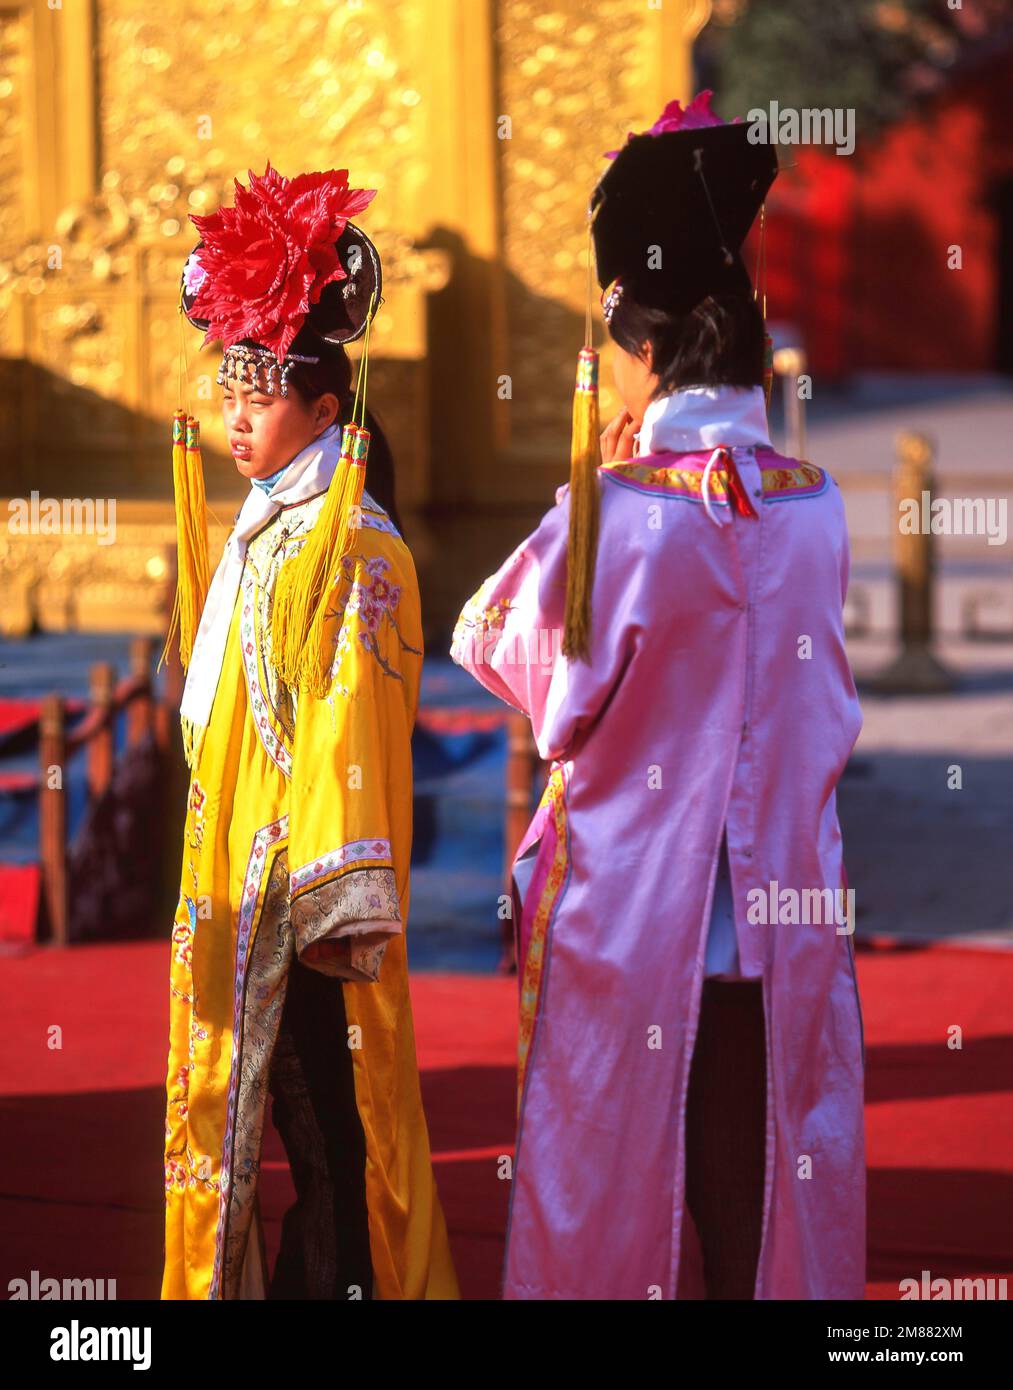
[773,346,808,460]
[873,431,956,693]
[86,662,115,801]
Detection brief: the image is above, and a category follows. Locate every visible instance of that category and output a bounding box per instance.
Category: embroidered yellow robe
[162,489,459,1300]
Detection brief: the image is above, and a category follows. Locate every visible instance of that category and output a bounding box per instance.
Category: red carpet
[0,939,1010,1299]
[0,864,40,944]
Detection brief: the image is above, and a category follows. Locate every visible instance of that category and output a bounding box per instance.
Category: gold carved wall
[0,0,707,637]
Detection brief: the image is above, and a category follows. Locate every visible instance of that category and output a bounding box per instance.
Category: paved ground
[764,374,1013,948]
[841,634,1013,947]
[786,371,1013,478]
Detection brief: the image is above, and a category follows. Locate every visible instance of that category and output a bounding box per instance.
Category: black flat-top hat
[561,94,779,666]
[590,100,778,317]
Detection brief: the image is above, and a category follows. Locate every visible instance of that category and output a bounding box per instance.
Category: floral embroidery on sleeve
[172,895,198,970]
[329,552,421,688]
[450,569,519,664]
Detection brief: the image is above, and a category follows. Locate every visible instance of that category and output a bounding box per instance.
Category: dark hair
[606,288,765,395]
[284,332,404,535]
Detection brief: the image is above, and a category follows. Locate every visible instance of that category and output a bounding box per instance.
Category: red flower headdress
[165,161,383,725]
[186,160,377,363]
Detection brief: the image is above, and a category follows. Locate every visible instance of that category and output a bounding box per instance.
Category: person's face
[222,377,339,480]
[610,339,658,429]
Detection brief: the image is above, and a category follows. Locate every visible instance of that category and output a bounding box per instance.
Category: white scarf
[635,384,772,456]
[179,420,344,755]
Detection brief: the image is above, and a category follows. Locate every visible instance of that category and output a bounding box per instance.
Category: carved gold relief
[0,0,701,633]
[494,0,711,438]
[0,8,28,253]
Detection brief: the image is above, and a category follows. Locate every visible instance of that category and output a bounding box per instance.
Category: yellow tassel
[180,713,207,773]
[271,421,367,698]
[161,412,210,672]
[562,347,601,661]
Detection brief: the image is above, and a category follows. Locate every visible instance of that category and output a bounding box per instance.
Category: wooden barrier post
[157,540,190,914]
[502,711,536,974]
[155,542,184,754]
[127,636,154,745]
[874,431,956,693]
[87,662,115,800]
[39,694,68,946]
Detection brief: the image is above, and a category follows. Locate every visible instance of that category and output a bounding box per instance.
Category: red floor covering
[0,939,1010,1300]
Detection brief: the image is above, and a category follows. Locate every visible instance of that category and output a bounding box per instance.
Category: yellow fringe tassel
[161,411,210,673]
[271,421,368,698]
[180,713,207,773]
[562,347,601,661]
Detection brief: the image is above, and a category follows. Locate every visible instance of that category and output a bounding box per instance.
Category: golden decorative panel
[95,0,428,235]
[0,1,449,537]
[494,0,649,436]
[0,7,28,251]
[0,0,703,633]
[0,502,231,639]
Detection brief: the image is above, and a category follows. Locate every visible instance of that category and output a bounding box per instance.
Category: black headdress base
[590,123,777,316]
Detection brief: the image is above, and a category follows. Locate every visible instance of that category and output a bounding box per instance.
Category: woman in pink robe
[450,96,866,1300]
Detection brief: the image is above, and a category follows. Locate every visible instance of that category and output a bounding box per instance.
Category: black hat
[590,117,778,317]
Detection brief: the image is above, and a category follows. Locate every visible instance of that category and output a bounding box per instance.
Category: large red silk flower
[188,160,377,361]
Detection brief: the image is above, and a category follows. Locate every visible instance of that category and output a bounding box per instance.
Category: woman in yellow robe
[163,164,458,1300]
[161,413,459,1298]
[159,261,461,1301]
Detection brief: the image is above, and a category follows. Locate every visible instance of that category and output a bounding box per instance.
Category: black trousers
[266,956,374,1299]
[684,977,767,1299]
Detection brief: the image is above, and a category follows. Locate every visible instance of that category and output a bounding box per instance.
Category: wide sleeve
[287,552,415,984]
[450,482,637,763]
[833,477,852,607]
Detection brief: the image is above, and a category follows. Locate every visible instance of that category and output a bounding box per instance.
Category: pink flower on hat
[183,251,207,295]
[604,89,739,159]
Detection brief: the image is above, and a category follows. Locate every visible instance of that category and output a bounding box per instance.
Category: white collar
[179,421,344,759]
[636,385,772,457]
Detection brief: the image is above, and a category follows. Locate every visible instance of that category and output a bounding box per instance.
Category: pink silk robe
[450,442,866,1300]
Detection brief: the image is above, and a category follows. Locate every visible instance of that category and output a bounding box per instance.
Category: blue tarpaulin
[0,634,523,971]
